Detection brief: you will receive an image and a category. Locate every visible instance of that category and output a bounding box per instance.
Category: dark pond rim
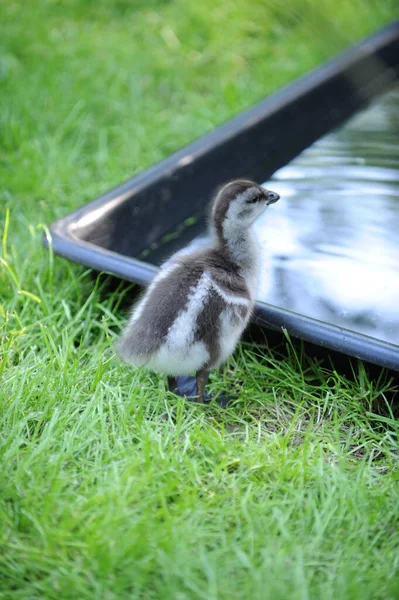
[45,21,399,371]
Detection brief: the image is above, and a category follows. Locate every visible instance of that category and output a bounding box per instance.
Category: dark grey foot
[171,376,231,408]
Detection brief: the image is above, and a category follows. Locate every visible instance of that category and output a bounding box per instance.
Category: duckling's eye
[246,194,261,204]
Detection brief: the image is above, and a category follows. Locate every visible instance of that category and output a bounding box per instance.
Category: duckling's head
[211,179,280,241]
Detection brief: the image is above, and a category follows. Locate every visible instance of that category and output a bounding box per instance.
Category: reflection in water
[257,86,399,346]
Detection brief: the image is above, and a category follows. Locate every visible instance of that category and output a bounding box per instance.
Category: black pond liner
[46,22,399,371]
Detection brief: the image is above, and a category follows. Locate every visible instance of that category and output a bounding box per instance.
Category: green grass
[1,1,399,598]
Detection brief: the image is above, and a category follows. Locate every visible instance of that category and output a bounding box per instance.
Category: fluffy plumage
[116,179,280,403]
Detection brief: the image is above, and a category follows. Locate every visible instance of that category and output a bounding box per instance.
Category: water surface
[256,86,399,346]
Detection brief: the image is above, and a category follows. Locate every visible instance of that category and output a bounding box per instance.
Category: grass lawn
[1,1,399,598]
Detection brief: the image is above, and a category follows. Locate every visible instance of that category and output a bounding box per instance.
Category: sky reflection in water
[256,86,399,346]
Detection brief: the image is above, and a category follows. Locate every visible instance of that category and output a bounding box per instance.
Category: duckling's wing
[116,261,204,364]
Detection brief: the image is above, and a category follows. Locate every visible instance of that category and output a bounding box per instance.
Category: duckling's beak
[266,191,280,205]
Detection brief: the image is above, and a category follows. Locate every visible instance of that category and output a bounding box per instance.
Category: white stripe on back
[166,271,212,349]
[208,275,251,306]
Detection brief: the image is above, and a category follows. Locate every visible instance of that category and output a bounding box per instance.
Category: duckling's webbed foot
[168,375,197,398]
[168,373,231,408]
[168,375,208,401]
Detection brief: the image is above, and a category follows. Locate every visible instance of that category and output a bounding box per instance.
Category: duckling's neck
[212,222,260,294]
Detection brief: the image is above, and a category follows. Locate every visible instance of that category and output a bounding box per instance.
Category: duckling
[116,179,280,404]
